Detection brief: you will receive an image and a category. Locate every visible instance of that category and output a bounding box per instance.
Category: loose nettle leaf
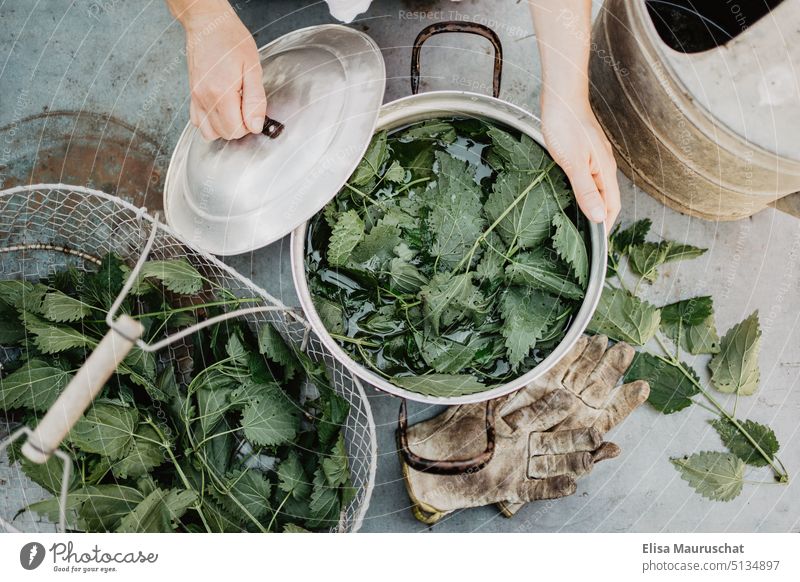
[660,296,720,355]
[610,219,651,254]
[711,418,779,468]
[708,311,761,396]
[327,209,365,266]
[627,241,707,282]
[587,286,661,346]
[671,451,745,502]
[624,352,699,414]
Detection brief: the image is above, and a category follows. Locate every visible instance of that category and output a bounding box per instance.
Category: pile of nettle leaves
[306,118,590,397]
[0,254,353,532]
[588,219,788,501]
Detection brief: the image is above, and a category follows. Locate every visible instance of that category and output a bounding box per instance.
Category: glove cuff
[400,460,452,525]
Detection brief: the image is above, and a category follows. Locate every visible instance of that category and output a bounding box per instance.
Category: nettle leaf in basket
[711,418,779,468]
[660,296,720,355]
[0,279,47,313]
[500,286,565,368]
[241,386,298,447]
[68,402,138,460]
[551,212,588,286]
[587,286,660,346]
[117,488,172,533]
[21,312,94,354]
[427,151,486,269]
[258,323,300,379]
[40,291,93,322]
[671,451,745,502]
[19,451,77,496]
[136,260,203,295]
[708,311,761,396]
[307,467,341,528]
[624,352,699,414]
[322,433,350,487]
[505,248,585,300]
[111,423,166,479]
[391,374,487,398]
[0,358,71,411]
[277,451,312,500]
[327,209,364,266]
[216,468,273,521]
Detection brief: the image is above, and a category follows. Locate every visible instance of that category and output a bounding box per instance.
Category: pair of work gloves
[400,335,650,523]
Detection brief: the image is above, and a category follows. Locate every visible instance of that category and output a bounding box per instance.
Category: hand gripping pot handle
[21,315,144,464]
[397,399,497,475]
[410,21,504,98]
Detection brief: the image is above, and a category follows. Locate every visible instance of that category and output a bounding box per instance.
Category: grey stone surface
[1,0,798,533]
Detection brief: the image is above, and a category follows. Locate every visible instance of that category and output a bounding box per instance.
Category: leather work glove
[399,334,649,524]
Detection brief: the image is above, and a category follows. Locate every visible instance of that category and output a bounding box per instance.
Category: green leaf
[68,403,138,460]
[219,468,272,520]
[487,126,550,171]
[19,452,76,496]
[624,352,699,413]
[21,312,93,354]
[505,249,585,300]
[29,484,145,532]
[321,433,349,487]
[314,297,345,335]
[163,489,198,525]
[225,332,249,366]
[418,272,481,335]
[389,258,428,294]
[485,171,557,249]
[427,152,486,269]
[500,287,564,368]
[711,418,779,468]
[391,374,487,398]
[257,324,300,379]
[0,280,47,313]
[418,334,485,374]
[384,160,406,183]
[116,488,171,532]
[708,311,761,395]
[587,286,661,345]
[241,388,298,447]
[628,241,707,282]
[671,451,745,501]
[350,223,402,269]
[400,120,457,144]
[283,523,310,533]
[41,291,92,322]
[0,359,71,411]
[610,219,651,254]
[661,296,720,355]
[308,468,340,528]
[111,424,166,479]
[350,130,388,187]
[277,452,312,500]
[327,210,365,266]
[551,212,588,286]
[137,260,203,294]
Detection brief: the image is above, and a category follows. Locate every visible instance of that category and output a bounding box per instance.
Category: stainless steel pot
[290,23,608,413]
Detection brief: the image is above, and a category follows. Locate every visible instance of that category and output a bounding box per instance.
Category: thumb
[242,61,267,134]
[565,164,606,224]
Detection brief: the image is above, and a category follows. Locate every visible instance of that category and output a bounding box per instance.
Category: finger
[591,441,621,463]
[528,451,593,479]
[497,500,523,518]
[599,155,621,231]
[190,99,199,128]
[528,427,603,456]
[567,165,606,223]
[578,341,636,408]
[213,92,248,140]
[502,388,576,433]
[546,334,590,383]
[563,334,608,394]
[241,60,267,134]
[592,379,650,433]
[515,475,576,503]
[197,109,218,141]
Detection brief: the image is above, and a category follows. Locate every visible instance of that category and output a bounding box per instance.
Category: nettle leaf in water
[671,451,744,502]
[350,130,388,187]
[305,117,589,396]
[708,311,761,396]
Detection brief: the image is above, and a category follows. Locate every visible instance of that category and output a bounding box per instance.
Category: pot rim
[291,90,607,405]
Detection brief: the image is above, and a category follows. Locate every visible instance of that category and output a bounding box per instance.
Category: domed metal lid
[164,24,386,256]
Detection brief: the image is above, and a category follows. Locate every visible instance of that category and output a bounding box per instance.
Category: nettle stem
[614,264,789,483]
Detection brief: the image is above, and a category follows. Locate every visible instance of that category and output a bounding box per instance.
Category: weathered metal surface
[0,110,166,210]
[589,0,800,221]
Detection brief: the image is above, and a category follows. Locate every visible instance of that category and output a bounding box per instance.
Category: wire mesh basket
[0,183,376,533]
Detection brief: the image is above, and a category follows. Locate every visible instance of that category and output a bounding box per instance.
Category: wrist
[170,0,234,30]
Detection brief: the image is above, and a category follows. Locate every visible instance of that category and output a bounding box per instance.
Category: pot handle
[411,21,503,98]
[397,399,496,475]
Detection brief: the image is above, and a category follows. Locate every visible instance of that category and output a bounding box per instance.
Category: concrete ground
[1,0,798,532]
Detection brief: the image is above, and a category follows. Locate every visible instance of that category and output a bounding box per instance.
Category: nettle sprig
[587,219,788,501]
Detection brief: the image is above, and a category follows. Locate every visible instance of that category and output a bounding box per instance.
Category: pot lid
[164,24,386,256]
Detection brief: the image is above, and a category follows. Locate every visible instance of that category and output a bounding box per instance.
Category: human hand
[178,2,266,141]
[541,95,621,232]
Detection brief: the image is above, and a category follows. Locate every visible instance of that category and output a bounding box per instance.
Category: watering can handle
[410,21,504,98]
[21,314,144,464]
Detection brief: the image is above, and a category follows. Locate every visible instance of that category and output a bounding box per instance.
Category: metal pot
[290,23,607,412]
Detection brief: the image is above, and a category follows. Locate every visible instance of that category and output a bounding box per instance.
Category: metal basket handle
[396,399,496,475]
[410,21,504,98]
